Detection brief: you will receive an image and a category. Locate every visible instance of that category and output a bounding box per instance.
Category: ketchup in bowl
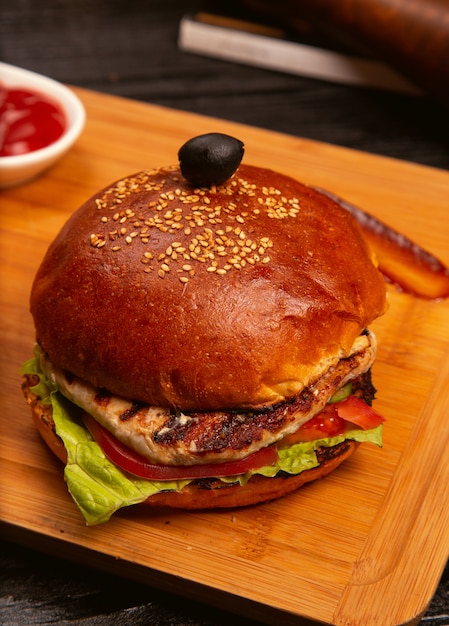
[0,84,66,157]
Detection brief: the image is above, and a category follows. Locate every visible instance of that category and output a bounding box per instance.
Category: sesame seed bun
[30,164,386,412]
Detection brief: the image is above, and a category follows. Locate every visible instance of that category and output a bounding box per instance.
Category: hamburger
[21,133,387,525]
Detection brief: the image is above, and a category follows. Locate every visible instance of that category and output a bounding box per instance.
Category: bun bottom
[144,441,358,509]
[23,376,358,510]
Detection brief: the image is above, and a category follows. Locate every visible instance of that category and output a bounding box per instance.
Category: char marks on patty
[39,330,377,466]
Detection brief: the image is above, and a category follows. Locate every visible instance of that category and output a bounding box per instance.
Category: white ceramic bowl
[0,62,86,188]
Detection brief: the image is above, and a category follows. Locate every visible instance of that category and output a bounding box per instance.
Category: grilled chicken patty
[38,330,377,466]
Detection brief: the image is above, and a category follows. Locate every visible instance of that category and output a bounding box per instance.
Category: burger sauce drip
[315,187,449,300]
[0,84,66,157]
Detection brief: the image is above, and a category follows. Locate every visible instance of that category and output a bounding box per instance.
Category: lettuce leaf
[21,352,383,525]
[219,425,382,487]
[22,353,190,525]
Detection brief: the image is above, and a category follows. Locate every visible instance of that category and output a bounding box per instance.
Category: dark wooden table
[1,2,448,624]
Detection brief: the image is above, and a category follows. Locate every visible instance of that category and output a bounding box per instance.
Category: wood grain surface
[1,87,449,626]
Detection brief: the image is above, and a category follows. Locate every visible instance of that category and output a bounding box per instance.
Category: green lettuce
[21,353,382,525]
[21,354,190,525]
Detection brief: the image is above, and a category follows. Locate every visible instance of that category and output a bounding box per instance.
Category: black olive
[178,133,244,187]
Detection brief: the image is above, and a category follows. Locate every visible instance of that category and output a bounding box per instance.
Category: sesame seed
[91,167,305,284]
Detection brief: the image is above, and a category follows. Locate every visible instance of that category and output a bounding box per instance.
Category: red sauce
[0,84,66,157]
[315,186,449,300]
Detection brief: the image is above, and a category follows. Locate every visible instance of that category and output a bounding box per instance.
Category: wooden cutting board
[1,87,449,626]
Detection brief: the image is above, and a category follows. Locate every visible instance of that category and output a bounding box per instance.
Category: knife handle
[244,0,449,107]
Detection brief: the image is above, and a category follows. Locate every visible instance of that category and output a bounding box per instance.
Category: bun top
[31,163,387,410]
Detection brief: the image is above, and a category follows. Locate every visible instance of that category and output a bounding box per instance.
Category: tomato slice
[82,412,278,481]
[281,404,346,446]
[280,395,384,446]
[336,395,385,430]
